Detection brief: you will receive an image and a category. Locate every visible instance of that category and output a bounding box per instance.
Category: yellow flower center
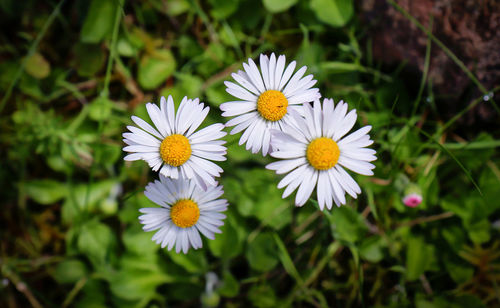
[306,137,340,170]
[257,90,288,121]
[170,199,200,228]
[160,134,191,167]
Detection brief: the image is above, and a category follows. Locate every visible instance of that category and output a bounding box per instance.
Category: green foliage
[224,169,292,229]
[328,205,368,243]
[138,50,176,90]
[52,259,88,284]
[77,220,115,265]
[310,0,354,27]
[24,179,68,205]
[246,232,279,272]
[89,96,114,121]
[406,236,436,281]
[24,52,50,79]
[73,43,106,77]
[217,270,240,297]
[263,0,298,13]
[207,213,244,259]
[80,0,117,43]
[209,0,240,19]
[1,0,499,307]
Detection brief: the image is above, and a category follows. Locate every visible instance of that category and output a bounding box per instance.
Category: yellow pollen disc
[306,137,340,170]
[170,199,200,228]
[257,90,288,121]
[160,134,191,167]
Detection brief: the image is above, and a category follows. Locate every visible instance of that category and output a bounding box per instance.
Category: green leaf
[441,225,467,253]
[201,292,220,307]
[52,259,87,284]
[465,219,490,244]
[262,0,297,13]
[326,206,367,243]
[138,50,176,90]
[119,193,153,224]
[246,232,279,272]
[227,169,292,230]
[205,82,234,107]
[359,236,385,263]
[165,0,191,16]
[167,249,208,274]
[122,226,159,255]
[441,199,470,221]
[62,180,117,224]
[88,97,113,121]
[73,43,105,77]
[448,295,486,308]
[160,73,204,103]
[196,43,229,77]
[248,284,278,308]
[454,133,495,172]
[209,0,239,19]
[444,259,473,284]
[310,0,354,28]
[24,179,67,205]
[80,0,117,43]
[166,282,203,301]
[98,198,118,216]
[273,233,303,284]
[217,270,240,297]
[116,36,138,57]
[418,294,487,308]
[208,214,244,259]
[119,252,160,272]
[93,143,121,166]
[107,267,170,301]
[0,61,17,90]
[406,236,435,281]
[118,253,175,298]
[19,74,44,98]
[74,279,107,308]
[415,297,438,308]
[24,52,50,79]
[77,220,114,265]
[479,167,500,212]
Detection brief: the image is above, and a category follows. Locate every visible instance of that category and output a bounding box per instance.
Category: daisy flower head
[266,99,376,210]
[122,95,227,190]
[220,53,321,156]
[139,174,228,254]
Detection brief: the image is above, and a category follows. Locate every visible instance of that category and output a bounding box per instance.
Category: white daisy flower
[123,95,227,190]
[266,99,376,210]
[139,175,228,254]
[220,53,321,156]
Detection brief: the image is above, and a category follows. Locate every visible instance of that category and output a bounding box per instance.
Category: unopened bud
[402,183,422,208]
[403,193,423,208]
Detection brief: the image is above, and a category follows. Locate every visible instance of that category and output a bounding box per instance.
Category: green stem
[415,86,500,156]
[101,0,124,98]
[418,128,482,195]
[84,0,123,214]
[411,15,433,117]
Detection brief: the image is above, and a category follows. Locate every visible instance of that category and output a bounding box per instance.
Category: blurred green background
[1,0,499,307]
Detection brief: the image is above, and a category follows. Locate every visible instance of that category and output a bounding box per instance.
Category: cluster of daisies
[123,53,376,253]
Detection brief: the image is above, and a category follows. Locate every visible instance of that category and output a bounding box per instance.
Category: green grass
[0,0,499,307]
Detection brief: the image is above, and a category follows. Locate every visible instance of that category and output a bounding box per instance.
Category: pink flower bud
[403,193,422,208]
